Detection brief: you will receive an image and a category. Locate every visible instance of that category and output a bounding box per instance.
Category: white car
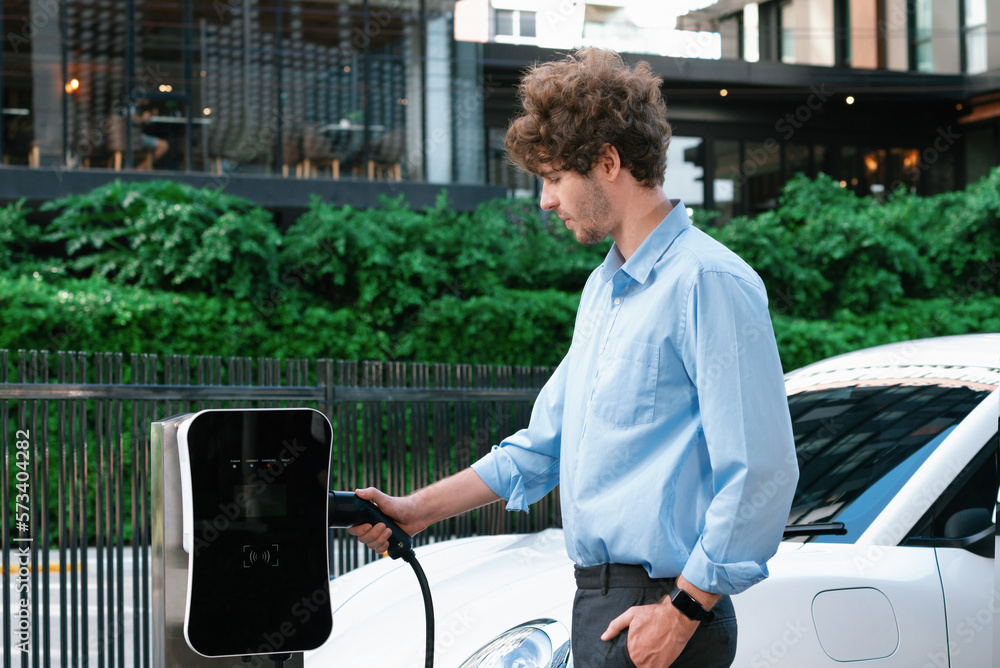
[308,334,1000,667]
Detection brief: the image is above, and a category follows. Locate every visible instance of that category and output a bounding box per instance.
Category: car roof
[784,334,1000,392]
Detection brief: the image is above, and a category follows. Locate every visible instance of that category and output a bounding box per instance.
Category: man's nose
[539,182,557,211]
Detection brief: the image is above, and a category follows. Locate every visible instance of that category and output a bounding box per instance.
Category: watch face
[671,588,712,622]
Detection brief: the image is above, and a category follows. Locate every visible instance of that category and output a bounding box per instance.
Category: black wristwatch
[668,586,716,623]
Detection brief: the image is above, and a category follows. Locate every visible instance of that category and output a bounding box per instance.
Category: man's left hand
[601,599,699,668]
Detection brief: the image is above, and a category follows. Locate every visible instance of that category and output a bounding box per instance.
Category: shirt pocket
[588,340,659,426]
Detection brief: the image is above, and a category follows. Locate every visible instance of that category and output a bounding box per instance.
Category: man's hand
[601,576,720,668]
[601,599,699,668]
[346,488,425,555]
[346,469,502,556]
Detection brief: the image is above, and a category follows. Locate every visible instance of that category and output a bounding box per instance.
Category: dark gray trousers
[571,564,737,668]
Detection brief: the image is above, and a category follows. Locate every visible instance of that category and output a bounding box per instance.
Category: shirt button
[614,297,621,305]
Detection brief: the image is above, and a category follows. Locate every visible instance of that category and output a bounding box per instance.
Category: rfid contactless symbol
[243,544,280,568]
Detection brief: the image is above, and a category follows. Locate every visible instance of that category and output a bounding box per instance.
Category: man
[350,48,798,668]
[134,101,169,166]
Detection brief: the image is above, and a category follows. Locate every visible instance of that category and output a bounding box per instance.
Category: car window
[785,383,993,543]
[905,439,998,550]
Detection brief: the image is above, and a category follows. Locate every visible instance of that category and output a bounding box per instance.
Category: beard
[570,177,614,246]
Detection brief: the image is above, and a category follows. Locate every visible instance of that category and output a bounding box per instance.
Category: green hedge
[0,273,382,361]
[41,179,282,300]
[707,171,1000,319]
[1,171,998,371]
[772,297,1000,371]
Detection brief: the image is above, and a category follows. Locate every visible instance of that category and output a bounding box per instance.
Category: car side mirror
[943,507,995,559]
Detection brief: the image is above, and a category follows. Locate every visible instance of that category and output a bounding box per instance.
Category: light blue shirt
[472,202,798,596]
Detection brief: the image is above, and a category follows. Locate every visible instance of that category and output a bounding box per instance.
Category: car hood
[307,528,575,668]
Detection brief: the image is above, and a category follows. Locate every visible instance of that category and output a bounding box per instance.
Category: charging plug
[328,491,414,560]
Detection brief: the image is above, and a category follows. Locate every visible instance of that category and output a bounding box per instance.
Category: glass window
[964,0,988,74]
[519,11,537,39]
[834,0,850,66]
[719,13,743,60]
[2,0,36,166]
[964,127,996,184]
[743,139,782,212]
[814,144,830,176]
[712,139,743,222]
[667,136,705,207]
[743,3,760,62]
[495,9,515,37]
[785,143,811,179]
[786,383,992,543]
[841,144,860,192]
[923,138,957,194]
[906,441,997,549]
[891,148,921,194]
[913,0,933,72]
[966,0,987,27]
[862,148,887,195]
[966,27,988,74]
[757,0,781,62]
[780,1,795,64]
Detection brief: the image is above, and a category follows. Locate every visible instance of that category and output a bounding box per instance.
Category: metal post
[362,0,372,171]
[419,0,427,181]
[276,0,284,174]
[125,0,136,168]
[61,0,69,165]
[184,0,194,171]
[0,1,5,161]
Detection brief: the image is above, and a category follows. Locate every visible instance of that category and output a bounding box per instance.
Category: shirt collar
[599,199,690,284]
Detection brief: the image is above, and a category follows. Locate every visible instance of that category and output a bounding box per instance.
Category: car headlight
[458,619,570,668]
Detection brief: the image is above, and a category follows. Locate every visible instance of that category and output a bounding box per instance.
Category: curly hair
[505,48,672,188]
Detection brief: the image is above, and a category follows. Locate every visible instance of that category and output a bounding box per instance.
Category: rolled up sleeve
[471,357,566,513]
[679,270,799,595]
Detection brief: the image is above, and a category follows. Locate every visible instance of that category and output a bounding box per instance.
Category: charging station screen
[236,484,287,517]
[183,409,333,657]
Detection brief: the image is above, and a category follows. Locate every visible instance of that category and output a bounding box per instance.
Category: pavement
[2,546,143,667]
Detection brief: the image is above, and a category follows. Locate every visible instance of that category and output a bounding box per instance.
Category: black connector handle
[328,491,414,560]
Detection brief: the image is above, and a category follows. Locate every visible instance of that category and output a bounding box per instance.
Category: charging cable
[328,492,435,668]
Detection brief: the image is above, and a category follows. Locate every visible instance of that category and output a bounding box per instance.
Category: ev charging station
[151,408,333,667]
[151,407,427,668]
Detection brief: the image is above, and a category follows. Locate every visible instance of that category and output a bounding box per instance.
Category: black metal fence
[1,350,556,668]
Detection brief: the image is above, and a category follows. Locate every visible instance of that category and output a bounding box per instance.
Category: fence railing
[1,350,555,668]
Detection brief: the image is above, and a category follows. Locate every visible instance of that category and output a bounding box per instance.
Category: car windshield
[785,381,993,543]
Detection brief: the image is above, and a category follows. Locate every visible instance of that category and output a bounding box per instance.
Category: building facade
[1,0,998,218]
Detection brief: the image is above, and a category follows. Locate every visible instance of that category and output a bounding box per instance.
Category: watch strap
[668,586,716,623]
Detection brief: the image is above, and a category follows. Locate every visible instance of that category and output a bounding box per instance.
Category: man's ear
[596,143,622,183]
